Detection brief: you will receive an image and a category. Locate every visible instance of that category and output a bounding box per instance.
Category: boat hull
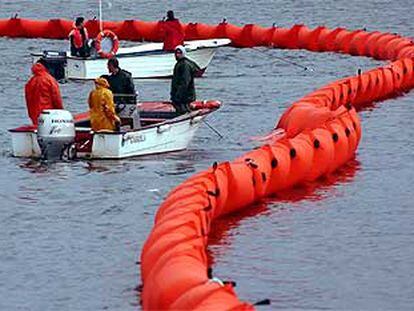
[32,39,231,80]
[79,114,205,159]
[67,47,216,80]
[9,111,209,160]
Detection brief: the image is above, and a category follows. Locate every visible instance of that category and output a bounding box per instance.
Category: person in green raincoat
[170,45,201,114]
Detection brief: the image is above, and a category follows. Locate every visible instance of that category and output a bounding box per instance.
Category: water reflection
[207,159,360,262]
[18,159,49,174]
[208,202,270,265]
[270,159,360,203]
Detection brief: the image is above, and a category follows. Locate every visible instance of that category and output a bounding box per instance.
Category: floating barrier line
[2,18,414,310]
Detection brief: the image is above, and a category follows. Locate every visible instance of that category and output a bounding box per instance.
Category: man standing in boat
[170,46,201,114]
[162,11,185,51]
[69,17,90,57]
[25,59,64,126]
[103,57,136,108]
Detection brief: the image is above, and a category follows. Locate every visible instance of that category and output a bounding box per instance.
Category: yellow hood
[94,77,110,89]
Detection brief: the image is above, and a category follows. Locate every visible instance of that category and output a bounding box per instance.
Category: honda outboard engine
[37,110,76,160]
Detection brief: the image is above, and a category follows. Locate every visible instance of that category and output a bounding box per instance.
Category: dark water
[1,1,414,310]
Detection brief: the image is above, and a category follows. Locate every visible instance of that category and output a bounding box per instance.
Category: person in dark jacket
[170,46,201,114]
[162,11,185,51]
[102,57,136,109]
[104,57,135,95]
[69,17,90,57]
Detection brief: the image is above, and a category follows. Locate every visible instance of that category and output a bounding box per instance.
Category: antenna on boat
[99,0,103,32]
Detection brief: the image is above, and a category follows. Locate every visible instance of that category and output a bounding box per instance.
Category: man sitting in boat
[102,57,136,109]
[170,46,201,114]
[88,77,120,132]
[25,59,64,126]
[162,11,185,51]
[69,17,90,57]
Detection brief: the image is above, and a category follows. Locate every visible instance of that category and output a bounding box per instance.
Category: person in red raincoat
[162,11,185,51]
[25,60,64,125]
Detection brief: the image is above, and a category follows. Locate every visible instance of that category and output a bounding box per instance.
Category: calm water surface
[0,1,413,310]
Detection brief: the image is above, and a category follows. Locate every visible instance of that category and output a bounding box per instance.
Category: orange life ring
[95,29,119,58]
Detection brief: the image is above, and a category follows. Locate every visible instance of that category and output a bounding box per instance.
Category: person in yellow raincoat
[88,77,121,131]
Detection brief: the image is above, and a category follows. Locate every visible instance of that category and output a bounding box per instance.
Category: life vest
[68,27,88,49]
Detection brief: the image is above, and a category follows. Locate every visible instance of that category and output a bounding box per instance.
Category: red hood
[31,63,48,75]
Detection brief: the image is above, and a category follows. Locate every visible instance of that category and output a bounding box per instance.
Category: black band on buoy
[207,267,213,279]
[254,298,271,306]
[206,189,220,197]
[223,280,237,287]
[245,158,258,168]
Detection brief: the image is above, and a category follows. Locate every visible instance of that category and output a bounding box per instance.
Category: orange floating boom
[2,17,414,310]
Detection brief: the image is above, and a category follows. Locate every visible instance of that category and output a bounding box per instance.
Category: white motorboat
[31,39,231,80]
[9,101,221,160]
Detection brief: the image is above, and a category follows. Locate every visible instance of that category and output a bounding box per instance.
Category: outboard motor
[37,110,76,160]
[40,51,67,81]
